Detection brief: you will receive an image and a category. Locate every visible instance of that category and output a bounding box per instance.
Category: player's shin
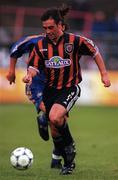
[54,121,76,175]
[37,112,49,141]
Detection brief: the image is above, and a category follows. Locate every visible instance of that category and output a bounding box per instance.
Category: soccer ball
[10,147,33,170]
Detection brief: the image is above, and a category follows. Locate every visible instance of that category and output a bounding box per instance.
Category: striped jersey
[28,32,98,89]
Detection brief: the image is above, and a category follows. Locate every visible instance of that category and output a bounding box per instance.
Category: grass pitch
[0,104,118,180]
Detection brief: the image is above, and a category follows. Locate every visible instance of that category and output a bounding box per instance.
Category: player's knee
[49,113,58,125]
[49,112,64,126]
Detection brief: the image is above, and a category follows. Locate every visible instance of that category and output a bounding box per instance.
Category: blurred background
[0,0,118,105]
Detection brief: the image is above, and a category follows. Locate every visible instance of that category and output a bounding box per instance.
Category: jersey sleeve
[78,36,99,58]
[10,35,44,59]
[10,37,32,58]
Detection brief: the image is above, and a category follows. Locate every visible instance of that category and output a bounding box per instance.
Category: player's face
[42,18,63,41]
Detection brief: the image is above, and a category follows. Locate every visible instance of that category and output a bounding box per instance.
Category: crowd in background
[0,0,118,70]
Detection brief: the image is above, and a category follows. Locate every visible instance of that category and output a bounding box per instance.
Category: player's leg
[49,123,62,169]
[25,82,49,141]
[26,79,63,168]
[50,113,68,169]
[42,85,80,172]
[49,85,81,175]
[26,82,63,168]
[37,111,49,141]
[49,111,76,173]
[50,119,76,175]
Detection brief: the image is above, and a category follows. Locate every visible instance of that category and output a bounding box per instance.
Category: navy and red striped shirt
[28,32,98,89]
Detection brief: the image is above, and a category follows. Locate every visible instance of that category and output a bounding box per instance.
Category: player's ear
[58,21,63,30]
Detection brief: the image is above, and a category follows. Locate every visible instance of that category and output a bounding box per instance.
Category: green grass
[0,104,118,180]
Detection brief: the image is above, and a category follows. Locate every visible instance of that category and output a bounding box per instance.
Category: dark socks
[56,121,73,146]
[52,122,76,166]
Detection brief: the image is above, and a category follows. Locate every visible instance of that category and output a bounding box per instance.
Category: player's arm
[22,47,40,84]
[79,36,111,87]
[22,66,38,84]
[6,38,26,84]
[94,52,111,87]
[6,57,17,84]
[6,36,35,84]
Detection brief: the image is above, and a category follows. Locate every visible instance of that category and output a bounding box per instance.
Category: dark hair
[41,4,70,27]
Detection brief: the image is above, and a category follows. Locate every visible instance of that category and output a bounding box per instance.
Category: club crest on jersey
[45,56,71,68]
[64,43,73,54]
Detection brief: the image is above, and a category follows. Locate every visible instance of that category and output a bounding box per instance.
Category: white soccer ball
[10,147,33,170]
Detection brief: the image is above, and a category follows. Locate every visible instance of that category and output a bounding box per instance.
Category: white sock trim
[52,154,61,160]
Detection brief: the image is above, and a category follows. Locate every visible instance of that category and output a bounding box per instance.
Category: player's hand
[22,74,32,85]
[101,73,111,87]
[28,67,38,77]
[6,72,16,85]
